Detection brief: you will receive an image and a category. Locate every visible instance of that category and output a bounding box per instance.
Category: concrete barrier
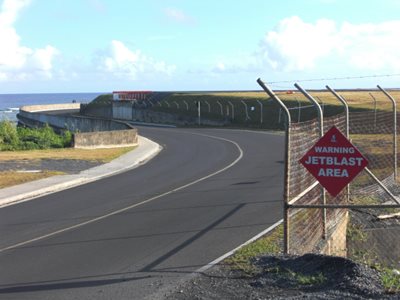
[321,211,349,257]
[113,101,133,120]
[74,129,138,149]
[21,103,81,112]
[18,103,138,149]
[19,104,132,132]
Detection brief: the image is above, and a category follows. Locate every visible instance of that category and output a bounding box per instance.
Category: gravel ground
[0,159,103,174]
[165,254,400,300]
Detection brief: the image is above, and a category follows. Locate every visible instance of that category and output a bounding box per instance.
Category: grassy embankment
[151,90,400,128]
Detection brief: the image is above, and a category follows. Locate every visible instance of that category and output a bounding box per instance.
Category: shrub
[0,120,19,150]
[0,121,73,151]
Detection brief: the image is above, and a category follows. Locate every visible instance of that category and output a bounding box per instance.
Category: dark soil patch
[165,254,399,299]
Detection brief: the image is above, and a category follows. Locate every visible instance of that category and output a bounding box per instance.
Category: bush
[0,121,19,150]
[0,121,73,151]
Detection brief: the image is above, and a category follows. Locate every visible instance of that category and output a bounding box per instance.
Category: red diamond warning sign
[299,126,368,197]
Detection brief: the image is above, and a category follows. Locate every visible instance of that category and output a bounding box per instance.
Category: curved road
[0,127,284,300]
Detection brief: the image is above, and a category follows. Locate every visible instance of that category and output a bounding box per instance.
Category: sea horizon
[0,92,105,122]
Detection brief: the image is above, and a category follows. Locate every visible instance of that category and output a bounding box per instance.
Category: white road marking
[196,219,283,273]
[0,132,244,253]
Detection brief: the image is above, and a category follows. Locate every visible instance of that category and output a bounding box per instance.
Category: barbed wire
[266,73,400,85]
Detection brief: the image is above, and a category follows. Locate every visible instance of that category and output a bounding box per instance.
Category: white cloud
[0,0,59,81]
[164,7,195,25]
[259,16,400,72]
[100,40,176,80]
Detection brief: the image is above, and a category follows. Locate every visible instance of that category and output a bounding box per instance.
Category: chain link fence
[257,79,400,276]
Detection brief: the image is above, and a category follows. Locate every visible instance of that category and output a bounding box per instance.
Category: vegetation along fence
[257,78,400,273]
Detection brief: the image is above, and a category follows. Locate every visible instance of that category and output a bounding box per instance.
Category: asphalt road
[0,127,284,300]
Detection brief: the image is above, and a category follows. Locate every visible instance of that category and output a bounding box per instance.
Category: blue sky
[1,0,400,93]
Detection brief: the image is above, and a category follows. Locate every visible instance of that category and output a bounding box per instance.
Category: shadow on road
[140,203,246,272]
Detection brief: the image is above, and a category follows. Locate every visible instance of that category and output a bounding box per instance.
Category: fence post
[228,101,235,120]
[278,108,282,124]
[197,101,201,125]
[257,78,291,254]
[217,101,223,115]
[256,100,263,124]
[316,96,324,113]
[377,85,397,181]
[294,83,327,239]
[326,85,350,203]
[295,98,301,123]
[326,86,349,138]
[241,100,250,121]
[369,93,377,130]
[183,100,189,111]
[205,100,211,113]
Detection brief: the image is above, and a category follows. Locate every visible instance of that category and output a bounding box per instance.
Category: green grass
[225,225,283,274]
[295,272,326,285]
[266,265,327,286]
[347,221,368,243]
[380,267,400,294]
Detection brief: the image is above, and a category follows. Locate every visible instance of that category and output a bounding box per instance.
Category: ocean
[0,93,104,122]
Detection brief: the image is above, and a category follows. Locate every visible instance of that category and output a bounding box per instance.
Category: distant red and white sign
[299,126,368,197]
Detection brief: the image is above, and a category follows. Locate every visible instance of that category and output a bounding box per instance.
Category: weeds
[267,266,326,286]
[225,225,283,275]
[379,267,400,294]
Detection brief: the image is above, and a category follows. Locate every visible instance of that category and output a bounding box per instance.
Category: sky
[1,0,400,93]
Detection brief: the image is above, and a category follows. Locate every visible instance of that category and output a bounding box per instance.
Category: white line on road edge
[195,219,283,274]
[0,133,244,253]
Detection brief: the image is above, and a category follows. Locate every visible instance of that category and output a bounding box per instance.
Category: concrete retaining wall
[74,129,138,149]
[80,103,113,119]
[18,103,138,149]
[321,211,349,257]
[113,102,133,120]
[19,105,131,132]
[79,101,229,126]
[131,109,228,126]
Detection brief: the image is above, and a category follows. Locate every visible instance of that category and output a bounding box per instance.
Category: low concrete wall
[18,103,138,149]
[21,103,81,112]
[19,104,131,132]
[321,211,349,257]
[74,129,138,149]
